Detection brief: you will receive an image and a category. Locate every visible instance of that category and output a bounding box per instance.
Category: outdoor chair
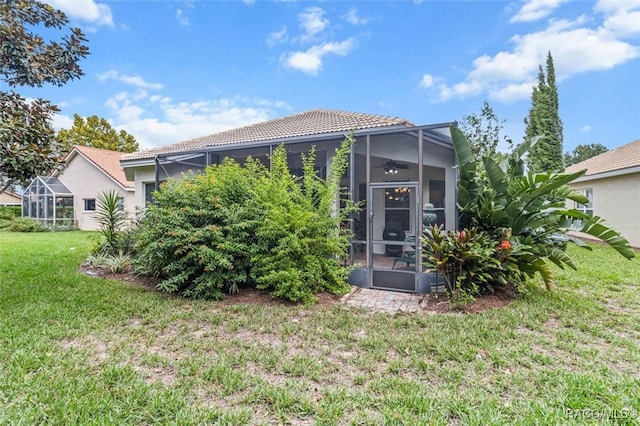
[392,250,416,269]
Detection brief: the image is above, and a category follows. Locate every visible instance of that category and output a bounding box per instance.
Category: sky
[18,0,640,153]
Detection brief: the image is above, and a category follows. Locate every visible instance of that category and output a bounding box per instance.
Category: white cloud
[423,7,640,103]
[297,7,329,43]
[511,0,570,23]
[103,89,291,149]
[176,9,189,27]
[97,70,164,90]
[419,74,435,88]
[267,26,288,46]
[281,39,356,75]
[580,125,592,132]
[52,113,74,131]
[48,0,114,28]
[343,7,371,26]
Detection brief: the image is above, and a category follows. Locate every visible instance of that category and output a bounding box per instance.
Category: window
[84,198,96,211]
[575,188,593,216]
[385,186,411,232]
[144,182,165,205]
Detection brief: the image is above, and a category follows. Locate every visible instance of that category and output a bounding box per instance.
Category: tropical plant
[422,225,525,302]
[94,190,127,255]
[450,125,634,289]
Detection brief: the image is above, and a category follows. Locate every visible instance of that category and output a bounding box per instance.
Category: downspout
[154,156,160,191]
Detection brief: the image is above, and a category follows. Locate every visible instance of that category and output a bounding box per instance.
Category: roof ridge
[69,145,133,189]
[565,138,640,176]
[122,108,415,162]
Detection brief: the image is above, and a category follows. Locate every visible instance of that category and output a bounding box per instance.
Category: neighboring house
[23,145,135,230]
[0,190,22,206]
[565,139,640,248]
[121,108,458,293]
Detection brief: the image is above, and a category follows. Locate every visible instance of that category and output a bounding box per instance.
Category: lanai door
[369,183,419,292]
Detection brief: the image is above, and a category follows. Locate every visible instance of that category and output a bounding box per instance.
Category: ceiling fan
[375,160,410,175]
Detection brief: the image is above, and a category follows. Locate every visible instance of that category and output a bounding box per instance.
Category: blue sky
[22,0,640,153]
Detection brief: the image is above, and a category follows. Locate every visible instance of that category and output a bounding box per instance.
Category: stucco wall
[56,154,135,231]
[570,172,640,248]
[132,166,157,209]
[0,192,21,206]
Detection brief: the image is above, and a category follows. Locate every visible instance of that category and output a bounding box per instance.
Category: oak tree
[57,114,139,153]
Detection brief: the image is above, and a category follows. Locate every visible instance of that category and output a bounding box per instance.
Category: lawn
[1,231,639,425]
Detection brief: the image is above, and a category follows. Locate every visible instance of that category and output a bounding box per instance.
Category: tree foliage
[525,52,564,173]
[0,0,89,192]
[564,143,608,167]
[459,100,512,158]
[57,114,139,153]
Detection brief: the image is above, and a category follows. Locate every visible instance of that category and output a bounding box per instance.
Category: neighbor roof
[121,109,414,161]
[565,139,640,177]
[65,145,134,189]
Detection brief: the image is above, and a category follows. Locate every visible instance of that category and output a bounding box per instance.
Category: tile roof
[121,109,414,161]
[69,145,134,189]
[565,139,640,177]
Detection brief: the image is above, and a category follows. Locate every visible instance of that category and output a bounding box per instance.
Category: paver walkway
[341,287,426,314]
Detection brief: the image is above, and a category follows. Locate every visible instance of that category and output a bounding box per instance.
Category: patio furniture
[383,222,405,256]
[392,250,416,269]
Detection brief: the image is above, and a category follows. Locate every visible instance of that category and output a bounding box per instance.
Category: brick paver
[341,287,425,315]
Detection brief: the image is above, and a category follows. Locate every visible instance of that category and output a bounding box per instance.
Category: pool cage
[22,176,75,227]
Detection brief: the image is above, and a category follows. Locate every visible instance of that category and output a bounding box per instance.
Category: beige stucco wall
[131,165,156,209]
[0,191,21,206]
[56,154,135,231]
[570,172,640,248]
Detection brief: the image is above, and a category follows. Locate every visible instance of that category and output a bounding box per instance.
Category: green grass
[1,231,639,425]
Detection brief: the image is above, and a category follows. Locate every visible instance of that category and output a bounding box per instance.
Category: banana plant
[450,125,634,288]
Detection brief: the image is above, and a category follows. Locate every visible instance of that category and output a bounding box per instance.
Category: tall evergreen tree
[525,52,564,172]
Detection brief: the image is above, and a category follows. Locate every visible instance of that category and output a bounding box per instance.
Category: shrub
[134,136,357,303]
[249,141,356,304]
[423,225,525,301]
[135,158,263,300]
[4,217,49,232]
[0,205,20,220]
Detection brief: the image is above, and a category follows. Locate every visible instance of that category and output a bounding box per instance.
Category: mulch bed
[79,265,517,313]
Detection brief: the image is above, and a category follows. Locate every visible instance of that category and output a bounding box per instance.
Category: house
[565,139,640,248]
[121,109,458,293]
[0,190,22,206]
[22,145,135,230]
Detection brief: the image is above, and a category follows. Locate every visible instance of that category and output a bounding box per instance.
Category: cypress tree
[526,52,564,172]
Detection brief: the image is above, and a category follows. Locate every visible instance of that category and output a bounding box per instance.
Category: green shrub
[135,158,262,300]
[4,217,49,232]
[134,136,357,303]
[423,225,525,302]
[0,205,20,220]
[249,141,356,304]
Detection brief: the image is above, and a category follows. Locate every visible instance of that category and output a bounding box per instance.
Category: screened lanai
[22,176,74,227]
[120,109,458,294]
